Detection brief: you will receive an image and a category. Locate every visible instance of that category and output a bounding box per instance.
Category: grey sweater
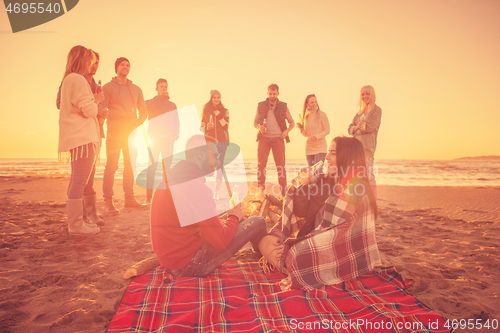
[102,77,147,131]
[347,105,382,158]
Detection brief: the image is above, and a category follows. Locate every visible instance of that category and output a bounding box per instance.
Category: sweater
[58,73,100,155]
[347,105,382,158]
[102,77,147,132]
[301,110,330,155]
[57,76,105,139]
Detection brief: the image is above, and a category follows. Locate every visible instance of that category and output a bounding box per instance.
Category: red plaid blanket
[109,262,450,332]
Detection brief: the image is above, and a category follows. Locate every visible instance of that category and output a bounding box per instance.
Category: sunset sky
[1,0,499,160]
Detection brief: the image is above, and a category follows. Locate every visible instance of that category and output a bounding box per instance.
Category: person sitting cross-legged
[150,134,267,277]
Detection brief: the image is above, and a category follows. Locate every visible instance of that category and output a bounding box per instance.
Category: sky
[0,0,499,160]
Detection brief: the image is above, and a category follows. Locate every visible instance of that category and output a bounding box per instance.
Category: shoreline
[0,176,499,332]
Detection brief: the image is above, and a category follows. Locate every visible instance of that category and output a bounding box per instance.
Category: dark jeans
[168,216,267,277]
[216,142,229,181]
[103,129,136,198]
[145,137,175,193]
[67,143,97,199]
[257,136,286,195]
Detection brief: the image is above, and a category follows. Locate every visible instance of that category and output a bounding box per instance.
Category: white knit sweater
[303,110,330,155]
[58,73,100,159]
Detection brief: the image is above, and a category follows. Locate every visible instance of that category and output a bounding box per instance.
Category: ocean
[1,158,499,187]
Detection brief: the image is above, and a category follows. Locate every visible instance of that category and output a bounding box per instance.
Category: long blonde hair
[358,85,376,114]
[62,45,95,79]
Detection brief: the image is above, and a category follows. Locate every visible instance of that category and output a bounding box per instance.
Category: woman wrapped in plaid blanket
[258,136,381,290]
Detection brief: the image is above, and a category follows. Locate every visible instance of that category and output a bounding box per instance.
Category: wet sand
[0,177,498,332]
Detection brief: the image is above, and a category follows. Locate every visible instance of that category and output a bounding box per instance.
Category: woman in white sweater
[297,94,330,169]
[59,45,104,235]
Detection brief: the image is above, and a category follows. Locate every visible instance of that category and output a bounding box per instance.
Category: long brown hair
[62,45,95,80]
[302,94,321,130]
[333,136,377,217]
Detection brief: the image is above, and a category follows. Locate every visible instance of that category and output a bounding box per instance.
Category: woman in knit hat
[201,90,230,198]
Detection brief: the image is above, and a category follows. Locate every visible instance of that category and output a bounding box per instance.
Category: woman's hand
[296,166,314,186]
[207,122,214,130]
[98,106,109,119]
[306,136,317,144]
[94,92,105,105]
[354,121,365,132]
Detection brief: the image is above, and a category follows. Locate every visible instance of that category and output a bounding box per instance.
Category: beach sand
[0,177,499,332]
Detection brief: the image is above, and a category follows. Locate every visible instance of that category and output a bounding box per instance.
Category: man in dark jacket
[143,78,179,203]
[254,84,294,196]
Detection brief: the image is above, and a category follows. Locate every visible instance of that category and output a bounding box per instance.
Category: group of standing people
[57,46,180,235]
[57,44,383,292]
[254,83,382,198]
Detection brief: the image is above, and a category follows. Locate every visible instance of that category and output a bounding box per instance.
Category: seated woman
[258,136,381,290]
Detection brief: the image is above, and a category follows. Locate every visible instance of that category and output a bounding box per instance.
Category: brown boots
[104,196,148,212]
[83,194,105,225]
[104,196,120,214]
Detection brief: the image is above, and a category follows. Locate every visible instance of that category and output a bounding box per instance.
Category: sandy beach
[0,176,499,332]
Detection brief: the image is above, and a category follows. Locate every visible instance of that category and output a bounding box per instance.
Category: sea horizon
[1,157,500,187]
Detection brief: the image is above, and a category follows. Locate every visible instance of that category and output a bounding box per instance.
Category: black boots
[124,196,149,209]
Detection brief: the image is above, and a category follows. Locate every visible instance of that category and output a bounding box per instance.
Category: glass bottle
[291,160,324,188]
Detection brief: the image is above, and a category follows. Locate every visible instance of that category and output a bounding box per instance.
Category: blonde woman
[347,85,382,197]
[59,45,105,235]
[297,94,330,168]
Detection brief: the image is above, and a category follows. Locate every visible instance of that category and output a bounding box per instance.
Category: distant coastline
[455,155,500,161]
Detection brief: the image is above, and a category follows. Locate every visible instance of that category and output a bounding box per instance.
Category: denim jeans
[103,129,136,198]
[168,216,267,277]
[67,143,97,199]
[145,138,175,192]
[215,142,229,181]
[257,136,286,195]
[365,155,376,186]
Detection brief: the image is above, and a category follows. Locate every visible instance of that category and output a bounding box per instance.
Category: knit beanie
[210,90,221,97]
[115,57,130,73]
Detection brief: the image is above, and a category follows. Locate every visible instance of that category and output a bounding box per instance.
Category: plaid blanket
[279,191,382,291]
[109,262,449,332]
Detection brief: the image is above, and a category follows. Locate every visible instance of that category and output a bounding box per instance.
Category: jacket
[254,99,290,143]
